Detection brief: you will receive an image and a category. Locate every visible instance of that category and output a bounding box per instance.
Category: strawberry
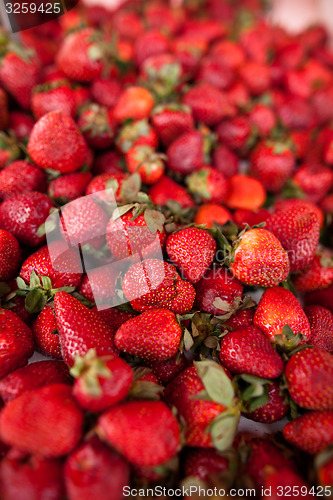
[70,349,133,412]
[85,171,126,202]
[78,267,118,306]
[0,451,64,500]
[253,287,311,342]
[219,326,284,379]
[224,174,266,211]
[48,172,92,204]
[229,228,290,288]
[224,308,255,329]
[194,203,233,228]
[134,29,169,67]
[0,192,53,247]
[183,83,234,126]
[92,307,136,335]
[250,140,295,193]
[31,80,76,119]
[125,145,165,184]
[0,161,46,201]
[283,411,333,455]
[0,88,8,131]
[56,28,104,82]
[186,166,228,204]
[167,130,204,175]
[274,197,324,228]
[263,467,311,499]
[0,229,21,280]
[285,348,333,410]
[317,451,333,487]
[304,283,333,314]
[28,111,89,174]
[194,265,243,315]
[244,381,289,424]
[98,401,180,466]
[114,308,182,361]
[233,208,271,227]
[211,40,246,70]
[0,384,84,457]
[293,252,333,293]
[33,306,61,359]
[293,164,333,204]
[54,292,118,367]
[248,103,276,137]
[113,86,154,123]
[90,77,122,109]
[239,61,271,95]
[166,227,216,283]
[78,103,116,150]
[0,360,70,403]
[215,116,252,152]
[116,118,158,153]
[212,144,238,178]
[184,448,228,481]
[146,354,189,385]
[64,437,130,500]
[304,305,333,353]
[151,104,194,147]
[149,176,194,208]
[197,55,234,90]
[92,151,123,176]
[164,361,240,449]
[265,205,320,272]
[0,309,34,378]
[8,111,34,141]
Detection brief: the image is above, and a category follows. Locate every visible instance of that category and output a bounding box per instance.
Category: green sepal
[25,289,47,314]
[208,408,240,451]
[194,360,235,407]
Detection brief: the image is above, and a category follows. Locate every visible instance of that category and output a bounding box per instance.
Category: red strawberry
[224,307,255,329]
[64,437,130,500]
[78,103,116,150]
[0,192,53,247]
[48,172,92,204]
[244,381,289,424]
[125,145,165,185]
[293,164,333,203]
[0,384,84,457]
[233,208,271,227]
[54,292,118,367]
[211,40,245,69]
[285,348,333,410]
[0,309,34,378]
[220,326,284,378]
[134,29,169,67]
[8,111,34,141]
[90,77,122,109]
[186,166,228,204]
[229,228,290,287]
[184,448,228,481]
[113,86,154,123]
[317,452,333,487]
[149,176,194,208]
[250,140,295,193]
[0,452,64,500]
[304,305,333,353]
[78,267,119,306]
[304,283,333,313]
[98,400,180,466]
[93,308,136,335]
[56,28,104,82]
[239,61,271,95]
[116,118,158,153]
[254,287,311,342]
[263,467,311,499]
[33,306,61,359]
[248,103,276,137]
[0,229,20,280]
[194,203,233,228]
[164,361,240,449]
[197,55,234,90]
[274,197,324,228]
[151,104,194,147]
[294,252,333,293]
[183,83,234,126]
[212,144,238,178]
[146,354,189,385]
[166,227,216,283]
[215,116,252,152]
[283,411,333,455]
[0,360,70,403]
[0,161,46,201]
[114,308,182,362]
[265,205,320,271]
[71,349,133,412]
[31,81,76,119]
[28,111,89,174]
[0,88,8,131]
[85,171,126,203]
[92,151,123,176]
[167,130,204,175]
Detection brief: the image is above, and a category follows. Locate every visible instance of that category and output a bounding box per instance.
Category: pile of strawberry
[0,0,333,497]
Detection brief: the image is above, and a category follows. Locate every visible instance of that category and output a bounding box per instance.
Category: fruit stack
[0,0,333,497]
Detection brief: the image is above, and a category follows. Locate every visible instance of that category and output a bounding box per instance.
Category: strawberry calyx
[143,61,182,98]
[116,119,152,153]
[151,103,192,116]
[0,132,20,164]
[70,348,112,396]
[186,169,212,202]
[234,374,272,413]
[129,367,163,401]
[79,103,113,137]
[32,79,71,95]
[274,324,308,352]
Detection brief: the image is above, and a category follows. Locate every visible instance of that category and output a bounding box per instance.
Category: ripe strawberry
[220,326,284,378]
[233,208,271,227]
[197,55,234,90]
[151,104,194,147]
[28,111,89,174]
[239,61,271,95]
[64,437,130,500]
[70,349,133,412]
[115,308,182,361]
[0,192,53,247]
[248,103,276,137]
[265,205,320,271]
[229,228,290,287]
[116,118,158,153]
[293,253,333,292]
[186,166,228,204]
[211,40,246,69]
[78,267,119,306]
[90,77,122,109]
[32,306,61,358]
[8,111,34,141]
[274,198,324,228]
[0,88,8,131]
[304,305,333,353]
[0,452,64,500]
[194,203,233,228]
[167,130,204,174]
[285,348,333,410]
[146,354,189,385]
[317,452,333,487]
[293,164,333,204]
[113,86,154,123]
[92,151,123,176]
[56,28,104,82]
[134,29,170,67]
[283,411,333,455]
[0,309,34,378]
[184,448,228,481]
[0,384,84,458]
[244,381,289,424]
[48,172,92,204]
[92,307,136,335]
[212,144,238,178]
[225,174,266,211]
[78,103,116,150]
[32,81,76,119]
[125,145,165,184]
[98,400,180,466]
[85,171,126,202]
[54,292,118,367]
[0,161,46,201]
[224,307,255,329]
[183,83,234,126]
[215,116,252,151]
[254,287,311,342]
[263,467,311,499]
[0,229,20,280]
[304,283,333,313]
[166,227,216,284]
[164,361,240,449]
[250,140,295,193]
[149,176,194,208]
[0,360,70,403]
